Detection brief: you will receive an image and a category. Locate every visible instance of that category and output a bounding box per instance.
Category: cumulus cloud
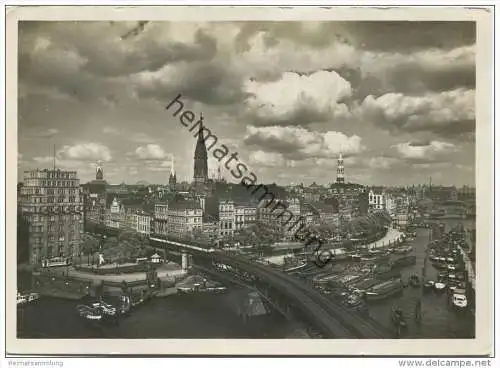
[394,140,457,162]
[18,21,477,186]
[366,156,401,169]
[248,151,286,167]
[244,126,364,160]
[133,61,248,106]
[243,70,352,126]
[357,88,475,138]
[134,144,168,160]
[57,143,112,162]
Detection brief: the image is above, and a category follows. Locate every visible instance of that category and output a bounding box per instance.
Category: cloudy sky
[18,21,476,186]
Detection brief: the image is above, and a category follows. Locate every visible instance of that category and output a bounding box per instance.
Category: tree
[103,236,119,250]
[80,234,99,265]
[118,230,149,260]
[101,237,119,264]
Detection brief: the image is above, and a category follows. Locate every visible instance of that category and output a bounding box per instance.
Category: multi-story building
[218,199,235,237]
[105,197,124,229]
[311,202,338,225]
[19,168,83,264]
[135,211,152,235]
[202,218,219,241]
[368,188,385,211]
[153,202,169,236]
[384,194,397,216]
[82,162,108,227]
[300,202,320,226]
[217,199,257,237]
[233,201,257,232]
[428,186,457,202]
[167,197,203,239]
[258,197,301,240]
[457,185,475,202]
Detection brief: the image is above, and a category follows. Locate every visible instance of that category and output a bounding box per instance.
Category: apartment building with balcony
[19,168,83,264]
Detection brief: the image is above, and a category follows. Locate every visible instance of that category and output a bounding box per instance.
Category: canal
[366,224,475,338]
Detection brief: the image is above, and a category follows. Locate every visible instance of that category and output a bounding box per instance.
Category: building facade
[105,197,124,229]
[368,189,385,211]
[219,199,235,237]
[258,197,301,240]
[82,162,108,227]
[218,199,257,237]
[19,168,83,264]
[135,211,152,235]
[153,202,169,236]
[167,198,203,238]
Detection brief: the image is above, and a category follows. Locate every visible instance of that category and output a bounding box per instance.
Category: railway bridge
[149,236,393,339]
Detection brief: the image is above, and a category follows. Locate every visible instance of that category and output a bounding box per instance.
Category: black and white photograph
[6,5,494,357]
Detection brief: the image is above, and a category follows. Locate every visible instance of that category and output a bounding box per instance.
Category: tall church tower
[336,152,345,184]
[96,160,104,180]
[169,155,177,189]
[193,118,208,185]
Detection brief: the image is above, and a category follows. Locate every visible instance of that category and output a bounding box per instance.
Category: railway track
[218,254,374,338]
[254,259,389,338]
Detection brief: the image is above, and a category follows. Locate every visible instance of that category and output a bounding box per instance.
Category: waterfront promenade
[67,263,185,283]
[266,227,404,265]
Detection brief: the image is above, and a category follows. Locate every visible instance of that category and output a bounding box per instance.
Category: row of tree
[79,230,153,265]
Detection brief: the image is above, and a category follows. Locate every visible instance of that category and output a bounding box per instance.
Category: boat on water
[76,304,104,321]
[365,279,404,301]
[447,264,457,273]
[451,289,468,311]
[390,255,417,269]
[393,246,413,255]
[423,280,435,291]
[431,257,448,270]
[351,254,362,262]
[76,300,118,322]
[434,282,447,292]
[344,292,364,307]
[17,292,40,306]
[408,275,421,288]
[92,301,117,316]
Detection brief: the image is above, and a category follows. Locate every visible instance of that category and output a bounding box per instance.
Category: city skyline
[18,21,476,186]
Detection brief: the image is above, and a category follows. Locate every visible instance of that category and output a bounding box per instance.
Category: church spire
[170,154,175,176]
[169,154,177,187]
[96,160,104,180]
[193,115,208,185]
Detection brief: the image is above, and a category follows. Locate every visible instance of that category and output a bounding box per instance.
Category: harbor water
[17,219,474,339]
[17,288,306,339]
[366,224,475,338]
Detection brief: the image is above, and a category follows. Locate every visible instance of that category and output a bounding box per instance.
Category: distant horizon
[18,164,476,189]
